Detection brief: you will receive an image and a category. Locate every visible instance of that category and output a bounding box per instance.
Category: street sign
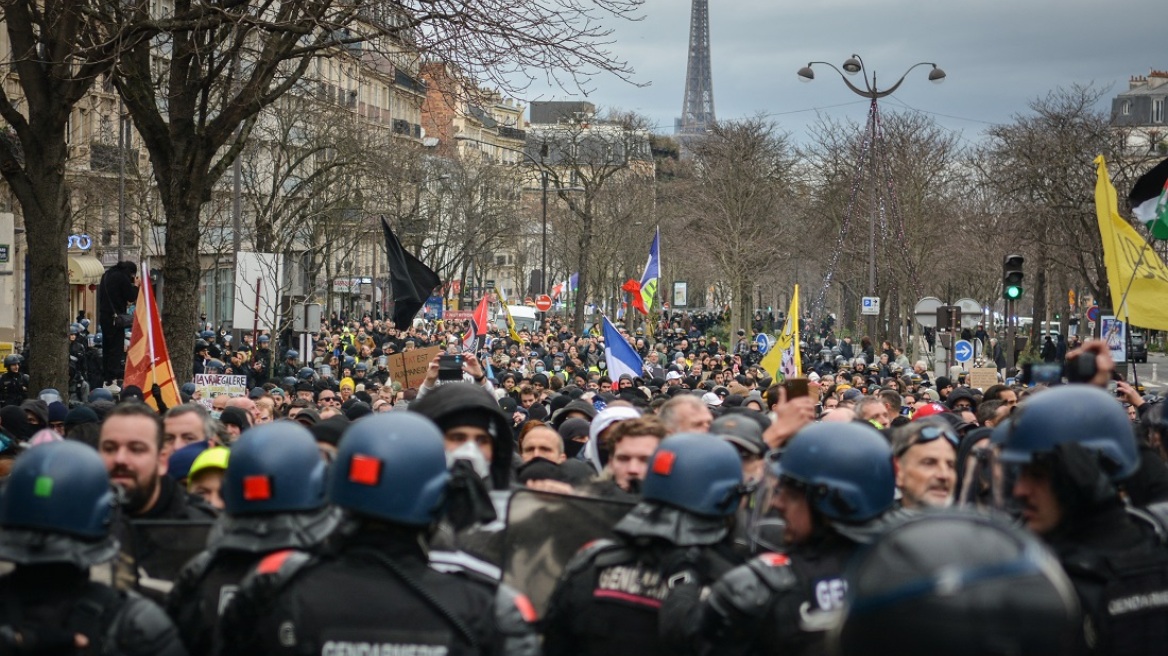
[954,298,983,329]
[535,295,553,312]
[914,296,944,327]
[861,296,880,316]
[1086,306,1100,322]
[953,339,974,363]
[755,333,771,354]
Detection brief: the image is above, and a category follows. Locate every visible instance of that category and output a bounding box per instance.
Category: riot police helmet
[3,354,22,367]
[996,385,1139,482]
[776,422,895,523]
[328,413,450,526]
[224,422,328,515]
[0,441,118,567]
[299,367,316,381]
[69,323,82,335]
[832,511,1080,656]
[285,349,299,360]
[641,433,745,517]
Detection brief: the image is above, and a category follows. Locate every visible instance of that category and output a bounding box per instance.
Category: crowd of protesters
[0,300,1166,655]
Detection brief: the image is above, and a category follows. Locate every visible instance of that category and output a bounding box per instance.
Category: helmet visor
[746,457,787,554]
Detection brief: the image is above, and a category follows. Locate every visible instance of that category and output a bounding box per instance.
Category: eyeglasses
[319,396,338,403]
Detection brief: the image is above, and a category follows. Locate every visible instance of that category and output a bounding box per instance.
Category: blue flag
[602,315,643,381]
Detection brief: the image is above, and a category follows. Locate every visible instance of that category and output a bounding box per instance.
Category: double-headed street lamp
[798,54,945,341]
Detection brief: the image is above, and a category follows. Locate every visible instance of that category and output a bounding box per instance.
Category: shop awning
[68,255,105,285]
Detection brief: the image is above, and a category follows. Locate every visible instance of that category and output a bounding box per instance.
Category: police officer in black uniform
[0,440,186,655]
[996,382,1168,655]
[697,422,896,656]
[831,511,1081,656]
[218,413,538,656]
[0,354,28,408]
[542,433,749,656]
[272,349,300,381]
[166,421,339,656]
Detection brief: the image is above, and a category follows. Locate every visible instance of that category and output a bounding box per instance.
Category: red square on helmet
[652,450,676,476]
[349,454,382,485]
[243,475,272,501]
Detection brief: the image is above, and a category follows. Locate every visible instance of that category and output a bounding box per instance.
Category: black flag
[382,216,441,329]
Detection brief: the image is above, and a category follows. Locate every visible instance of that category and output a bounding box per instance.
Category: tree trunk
[1,134,72,394]
[157,174,211,383]
[572,199,593,334]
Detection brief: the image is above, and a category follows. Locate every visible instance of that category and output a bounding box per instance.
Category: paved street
[1131,349,1167,392]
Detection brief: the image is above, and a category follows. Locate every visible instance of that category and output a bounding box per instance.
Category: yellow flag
[495,289,525,344]
[1095,156,1168,330]
[761,285,801,381]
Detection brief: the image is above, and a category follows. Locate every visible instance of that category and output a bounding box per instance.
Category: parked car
[1130,333,1148,363]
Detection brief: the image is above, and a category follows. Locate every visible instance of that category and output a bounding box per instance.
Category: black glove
[151,384,168,413]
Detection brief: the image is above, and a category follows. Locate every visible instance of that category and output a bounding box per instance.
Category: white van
[493,304,539,334]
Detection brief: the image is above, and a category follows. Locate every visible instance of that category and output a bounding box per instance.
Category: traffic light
[1003,254,1024,300]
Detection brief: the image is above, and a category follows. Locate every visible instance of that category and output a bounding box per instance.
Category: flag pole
[142,264,157,379]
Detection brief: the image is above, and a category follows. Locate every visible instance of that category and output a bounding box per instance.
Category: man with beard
[99,404,217,591]
[890,418,958,510]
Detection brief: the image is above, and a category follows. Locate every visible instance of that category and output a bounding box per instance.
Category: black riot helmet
[832,511,1080,656]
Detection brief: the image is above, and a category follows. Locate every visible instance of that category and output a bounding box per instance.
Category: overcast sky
[519,0,1164,145]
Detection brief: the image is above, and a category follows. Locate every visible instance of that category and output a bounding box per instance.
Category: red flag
[123,268,181,411]
[622,279,647,315]
[473,293,490,336]
[461,294,491,353]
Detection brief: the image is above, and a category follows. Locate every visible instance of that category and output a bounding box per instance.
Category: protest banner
[387,345,442,388]
[193,373,248,408]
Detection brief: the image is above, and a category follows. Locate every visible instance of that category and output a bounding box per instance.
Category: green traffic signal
[1004,285,1022,300]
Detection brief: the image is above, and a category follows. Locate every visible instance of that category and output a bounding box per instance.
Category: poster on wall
[672,281,688,308]
[1101,315,1127,363]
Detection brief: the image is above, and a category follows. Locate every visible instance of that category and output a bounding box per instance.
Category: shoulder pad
[113,590,188,656]
[747,552,798,592]
[1131,503,1168,545]
[564,539,627,577]
[429,549,502,584]
[495,583,541,656]
[708,555,797,623]
[242,549,314,597]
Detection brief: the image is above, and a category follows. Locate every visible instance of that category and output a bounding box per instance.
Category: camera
[1019,353,1097,386]
[438,354,465,381]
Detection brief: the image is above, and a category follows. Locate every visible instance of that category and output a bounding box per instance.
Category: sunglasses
[897,425,959,457]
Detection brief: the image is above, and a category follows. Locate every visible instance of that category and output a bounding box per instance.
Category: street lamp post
[455,134,579,305]
[798,54,944,343]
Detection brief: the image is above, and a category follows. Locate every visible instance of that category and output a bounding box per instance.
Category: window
[1122,100,1131,115]
[1154,99,1165,124]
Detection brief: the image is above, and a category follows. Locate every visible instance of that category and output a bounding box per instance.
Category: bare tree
[675,118,798,337]
[110,0,645,380]
[0,2,153,391]
[977,84,1155,342]
[531,108,653,332]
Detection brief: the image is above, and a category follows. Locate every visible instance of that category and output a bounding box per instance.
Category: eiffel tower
[676,0,714,155]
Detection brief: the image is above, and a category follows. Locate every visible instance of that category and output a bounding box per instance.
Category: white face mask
[446,440,490,480]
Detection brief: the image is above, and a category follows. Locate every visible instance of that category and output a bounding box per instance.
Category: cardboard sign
[193,374,248,408]
[387,346,442,389]
[0,342,12,373]
[967,367,999,392]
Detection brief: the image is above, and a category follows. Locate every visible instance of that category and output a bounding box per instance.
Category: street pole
[117,99,126,263]
[797,55,945,344]
[541,170,548,297]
